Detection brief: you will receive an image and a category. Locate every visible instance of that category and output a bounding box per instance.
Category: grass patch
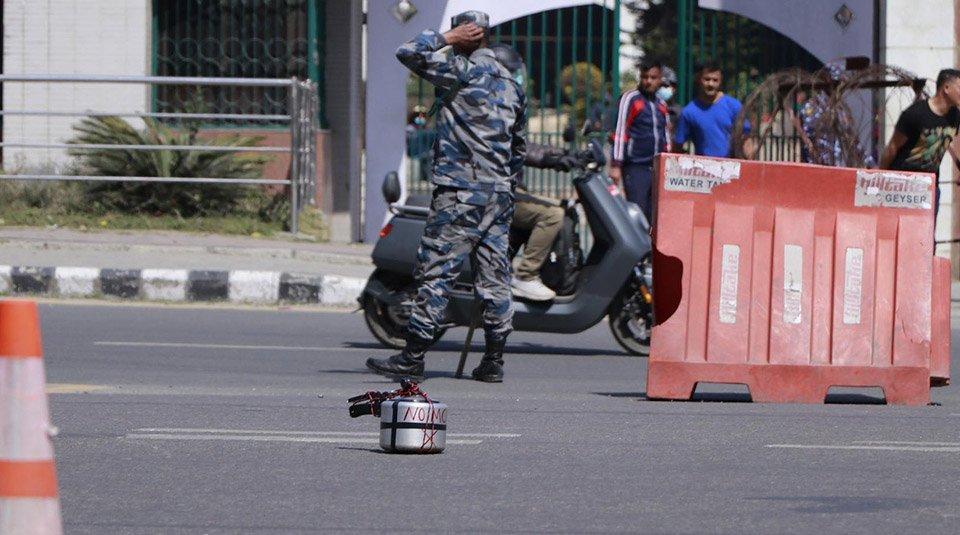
[0,180,329,240]
[0,112,330,241]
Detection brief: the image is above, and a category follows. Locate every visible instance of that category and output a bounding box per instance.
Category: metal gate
[152,0,327,128]
[675,0,823,106]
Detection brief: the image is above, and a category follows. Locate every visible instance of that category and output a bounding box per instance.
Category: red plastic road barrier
[0,300,63,534]
[648,154,936,405]
[931,256,951,386]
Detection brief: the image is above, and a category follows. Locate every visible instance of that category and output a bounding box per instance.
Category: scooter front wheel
[607,289,652,356]
[362,295,447,350]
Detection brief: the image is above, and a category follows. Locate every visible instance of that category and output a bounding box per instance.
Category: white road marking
[95,341,376,352]
[853,440,960,447]
[134,428,521,438]
[124,428,521,446]
[125,433,484,445]
[47,383,112,394]
[767,444,960,453]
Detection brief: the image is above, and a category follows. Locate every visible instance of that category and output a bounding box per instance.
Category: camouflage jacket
[397,30,527,193]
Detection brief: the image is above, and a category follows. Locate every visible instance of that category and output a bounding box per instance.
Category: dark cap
[661,66,677,86]
[451,10,490,29]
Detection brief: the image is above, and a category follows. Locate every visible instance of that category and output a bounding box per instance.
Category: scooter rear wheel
[362,295,447,349]
[608,289,652,356]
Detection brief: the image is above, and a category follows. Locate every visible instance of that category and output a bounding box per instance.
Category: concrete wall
[699,0,875,63]
[2,0,151,170]
[324,0,363,239]
[955,0,960,272]
[879,0,955,257]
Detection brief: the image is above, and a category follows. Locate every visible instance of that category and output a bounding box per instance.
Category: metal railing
[0,74,318,233]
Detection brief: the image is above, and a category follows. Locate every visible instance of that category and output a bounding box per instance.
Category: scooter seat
[405,194,431,208]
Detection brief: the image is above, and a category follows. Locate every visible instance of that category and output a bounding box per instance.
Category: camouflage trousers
[407,186,515,342]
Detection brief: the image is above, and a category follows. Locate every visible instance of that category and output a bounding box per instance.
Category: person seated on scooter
[489,43,578,302]
[367,11,526,383]
[512,142,578,301]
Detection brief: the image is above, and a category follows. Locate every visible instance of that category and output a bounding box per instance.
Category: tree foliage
[560,62,605,125]
[625,0,675,68]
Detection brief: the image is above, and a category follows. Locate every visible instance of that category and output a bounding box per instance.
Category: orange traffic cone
[0,300,62,535]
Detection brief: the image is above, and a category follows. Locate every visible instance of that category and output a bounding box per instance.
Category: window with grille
[152,0,325,127]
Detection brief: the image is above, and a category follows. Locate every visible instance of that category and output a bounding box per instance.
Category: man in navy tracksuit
[609,59,669,222]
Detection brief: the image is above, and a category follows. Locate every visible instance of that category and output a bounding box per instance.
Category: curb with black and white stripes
[0,265,368,306]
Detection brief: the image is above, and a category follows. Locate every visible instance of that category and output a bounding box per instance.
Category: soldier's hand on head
[443,23,484,48]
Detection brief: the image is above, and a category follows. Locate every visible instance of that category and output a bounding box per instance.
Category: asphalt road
[39,302,960,534]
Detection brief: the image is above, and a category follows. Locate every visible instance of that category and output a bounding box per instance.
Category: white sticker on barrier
[854,171,932,210]
[663,156,740,194]
[843,247,864,325]
[718,244,740,324]
[783,245,803,324]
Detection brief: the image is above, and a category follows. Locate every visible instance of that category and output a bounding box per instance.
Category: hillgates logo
[663,156,741,194]
[855,170,932,210]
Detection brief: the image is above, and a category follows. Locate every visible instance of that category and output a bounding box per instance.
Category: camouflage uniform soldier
[366,11,527,383]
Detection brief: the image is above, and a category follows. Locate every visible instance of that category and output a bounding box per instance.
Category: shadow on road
[744,495,946,513]
[594,391,645,398]
[342,340,630,357]
[335,447,386,453]
[594,391,755,403]
[823,393,885,405]
[322,368,484,383]
[593,391,886,404]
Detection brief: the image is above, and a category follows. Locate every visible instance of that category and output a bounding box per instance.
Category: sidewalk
[3,226,960,310]
[0,227,375,306]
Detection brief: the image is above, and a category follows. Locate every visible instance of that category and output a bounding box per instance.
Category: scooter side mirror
[588,139,606,167]
[382,171,401,204]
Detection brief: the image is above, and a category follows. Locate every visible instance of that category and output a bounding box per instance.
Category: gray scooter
[359,140,654,355]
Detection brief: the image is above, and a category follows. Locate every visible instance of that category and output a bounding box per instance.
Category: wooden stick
[455,299,482,379]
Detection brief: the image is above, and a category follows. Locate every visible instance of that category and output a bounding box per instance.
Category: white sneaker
[511,276,557,301]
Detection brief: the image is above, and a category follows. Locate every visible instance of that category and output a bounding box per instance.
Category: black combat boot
[471,337,506,383]
[366,335,431,381]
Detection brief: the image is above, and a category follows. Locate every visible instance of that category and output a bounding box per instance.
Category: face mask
[512,65,527,88]
[414,116,427,126]
[656,86,674,102]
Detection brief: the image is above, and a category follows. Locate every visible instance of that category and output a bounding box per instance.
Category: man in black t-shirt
[880,68,960,218]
